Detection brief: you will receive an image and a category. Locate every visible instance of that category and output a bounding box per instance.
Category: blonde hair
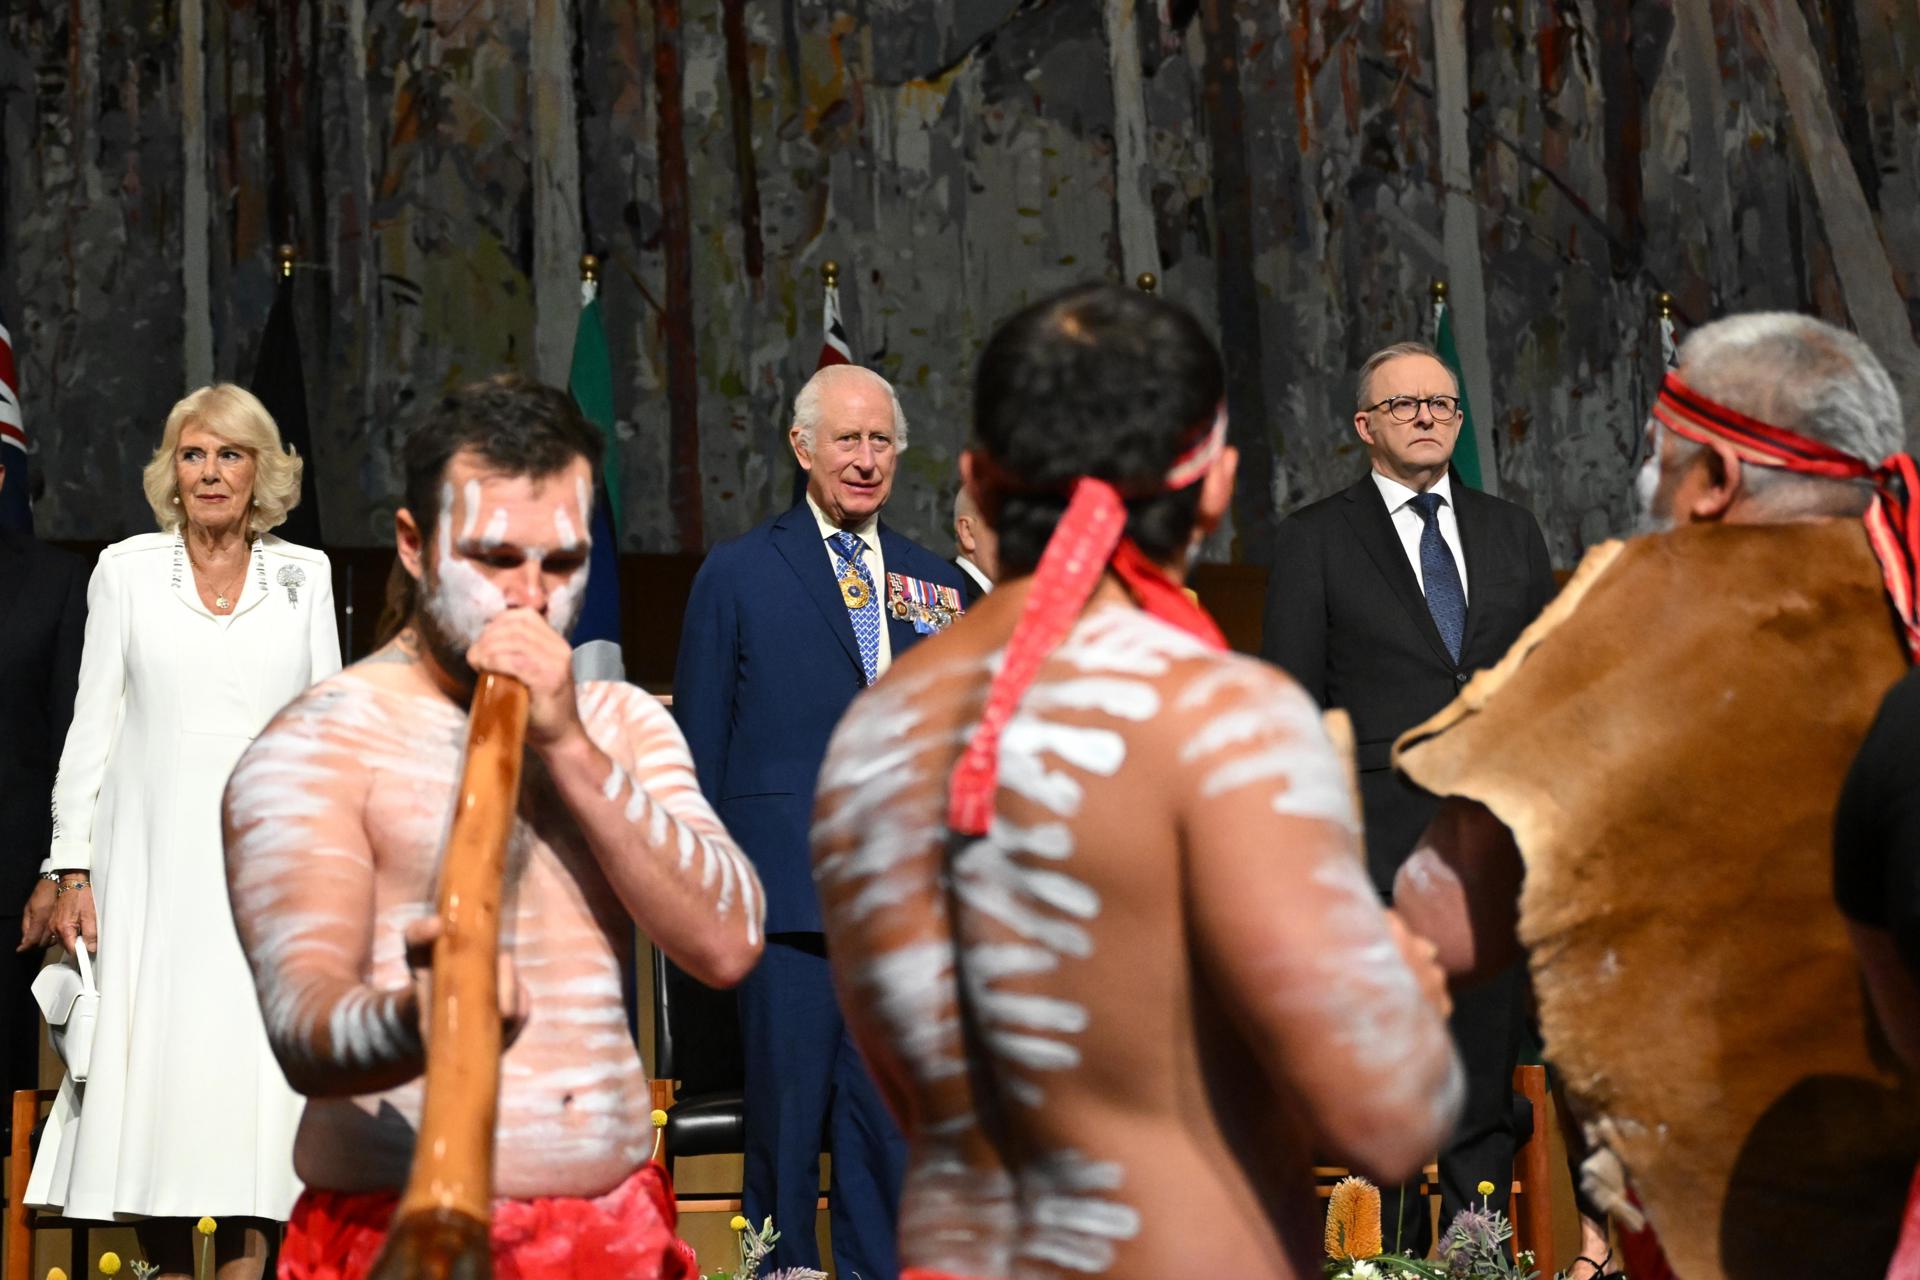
[141,384,303,535]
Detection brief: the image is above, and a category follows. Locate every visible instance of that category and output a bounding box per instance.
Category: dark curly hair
[402,372,604,541]
[972,283,1226,577]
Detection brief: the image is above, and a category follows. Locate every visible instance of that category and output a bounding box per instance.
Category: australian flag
[0,317,31,534]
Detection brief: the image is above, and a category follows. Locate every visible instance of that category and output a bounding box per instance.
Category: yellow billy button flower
[1322,1176,1383,1260]
[47,1269,68,1280]
[651,1109,669,1128]
[1477,1180,1496,1198]
[99,1254,123,1277]
[198,1216,218,1235]
[729,1214,749,1233]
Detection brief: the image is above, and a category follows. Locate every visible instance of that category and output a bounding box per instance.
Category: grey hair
[792,364,909,453]
[1675,312,1904,514]
[1355,340,1456,411]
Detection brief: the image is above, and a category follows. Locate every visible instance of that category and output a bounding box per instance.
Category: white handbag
[31,943,99,1084]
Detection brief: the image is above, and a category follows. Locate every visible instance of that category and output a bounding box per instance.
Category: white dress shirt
[1371,470,1470,603]
[807,494,893,675]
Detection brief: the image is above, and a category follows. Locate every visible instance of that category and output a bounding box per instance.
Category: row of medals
[839,569,955,629]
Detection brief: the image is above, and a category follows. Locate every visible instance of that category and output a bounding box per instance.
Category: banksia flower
[1323,1176,1383,1259]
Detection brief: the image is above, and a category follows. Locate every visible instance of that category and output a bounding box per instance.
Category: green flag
[1433,299,1483,491]
[570,291,620,531]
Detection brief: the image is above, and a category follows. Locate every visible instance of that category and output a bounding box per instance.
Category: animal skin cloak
[1396,521,1920,1279]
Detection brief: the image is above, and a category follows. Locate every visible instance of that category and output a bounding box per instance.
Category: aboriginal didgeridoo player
[223,375,764,1280]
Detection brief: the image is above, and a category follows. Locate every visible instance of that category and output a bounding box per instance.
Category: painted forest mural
[3,0,1918,563]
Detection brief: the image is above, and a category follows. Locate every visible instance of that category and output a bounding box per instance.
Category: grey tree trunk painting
[4,0,1919,564]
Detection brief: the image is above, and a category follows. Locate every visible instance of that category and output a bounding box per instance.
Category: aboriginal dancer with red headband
[810,283,1463,1280]
[1390,311,1920,1280]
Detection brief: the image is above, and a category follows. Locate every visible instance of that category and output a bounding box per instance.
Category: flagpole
[1657,291,1678,369]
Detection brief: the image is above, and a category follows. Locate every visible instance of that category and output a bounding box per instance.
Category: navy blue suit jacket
[674,502,966,934]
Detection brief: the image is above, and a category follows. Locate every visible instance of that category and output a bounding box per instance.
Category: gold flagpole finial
[276,244,296,279]
[822,260,840,287]
[1135,271,1158,294]
[1431,278,1448,304]
[1656,290,1674,319]
[580,253,600,284]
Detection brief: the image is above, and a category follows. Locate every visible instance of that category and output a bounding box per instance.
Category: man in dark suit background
[950,484,996,605]
[5,459,88,1114]
[1262,341,1555,1248]
[674,364,966,1280]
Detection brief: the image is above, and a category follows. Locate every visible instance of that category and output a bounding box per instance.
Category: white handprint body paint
[225,668,755,1196]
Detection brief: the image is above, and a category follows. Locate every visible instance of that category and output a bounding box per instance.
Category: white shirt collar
[806,493,881,555]
[1372,468,1454,515]
[955,555,992,594]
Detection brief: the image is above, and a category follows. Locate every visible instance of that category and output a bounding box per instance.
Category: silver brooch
[276,564,306,605]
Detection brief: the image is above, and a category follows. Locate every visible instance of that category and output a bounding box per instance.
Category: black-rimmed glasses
[1364,395,1461,423]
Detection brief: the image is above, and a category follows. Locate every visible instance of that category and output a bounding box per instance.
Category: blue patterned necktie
[831,530,882,684]
[1409,491,1466,664]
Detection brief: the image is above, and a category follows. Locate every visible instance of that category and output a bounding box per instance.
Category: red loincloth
[1890,1163,1920,1280]
[278,1163,698,1280]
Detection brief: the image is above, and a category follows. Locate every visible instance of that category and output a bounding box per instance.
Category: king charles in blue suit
[674,365,966,1280]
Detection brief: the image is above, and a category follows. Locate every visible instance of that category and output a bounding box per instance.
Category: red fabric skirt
[1889,1161,1920,1280]
[278,1163,697,1280]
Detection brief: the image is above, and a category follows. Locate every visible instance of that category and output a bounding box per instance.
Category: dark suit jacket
[674,503,966,934]
[0,531,87,899]
[1262,473,1555,892]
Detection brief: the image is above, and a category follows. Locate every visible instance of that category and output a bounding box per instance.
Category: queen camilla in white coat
[27,384,340,1279]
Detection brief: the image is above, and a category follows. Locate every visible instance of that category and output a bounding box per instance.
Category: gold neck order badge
[840,571,872,610]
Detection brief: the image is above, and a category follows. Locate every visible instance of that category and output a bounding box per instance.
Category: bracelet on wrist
[55,878,91,896]
[38,870,61,883]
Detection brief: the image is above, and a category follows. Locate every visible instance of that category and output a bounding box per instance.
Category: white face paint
[425,496,510,649]
[422,466,595,644]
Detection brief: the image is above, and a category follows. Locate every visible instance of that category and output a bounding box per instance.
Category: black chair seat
[664,1088,745,1159]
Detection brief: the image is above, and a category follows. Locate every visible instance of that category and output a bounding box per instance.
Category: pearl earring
[171,495,180,505]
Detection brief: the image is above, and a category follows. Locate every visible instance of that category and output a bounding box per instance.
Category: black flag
[250,271,322,548]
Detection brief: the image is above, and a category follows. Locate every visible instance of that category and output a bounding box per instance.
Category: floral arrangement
[1325,1177,1564,1280]
[700,1213,827,1280]
[48,1214,220,1280]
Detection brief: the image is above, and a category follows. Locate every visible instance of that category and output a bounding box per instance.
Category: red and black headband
[1652,370,1920,661]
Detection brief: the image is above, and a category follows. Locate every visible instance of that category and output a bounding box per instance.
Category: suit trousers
[740,934,906,1279]
[1386,958,1528,1254]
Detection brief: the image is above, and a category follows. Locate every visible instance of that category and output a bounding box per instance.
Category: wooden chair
[1316,1064,1557,1273]
[6,1089,92,1280]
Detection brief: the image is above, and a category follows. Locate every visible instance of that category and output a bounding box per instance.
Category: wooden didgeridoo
[367,672,531,1280]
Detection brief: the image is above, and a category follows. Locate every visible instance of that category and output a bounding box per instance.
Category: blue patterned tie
[1409,492,1466,664]
[832,530,882,684]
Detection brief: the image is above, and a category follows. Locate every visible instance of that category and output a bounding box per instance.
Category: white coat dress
[27,531,341,1220]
